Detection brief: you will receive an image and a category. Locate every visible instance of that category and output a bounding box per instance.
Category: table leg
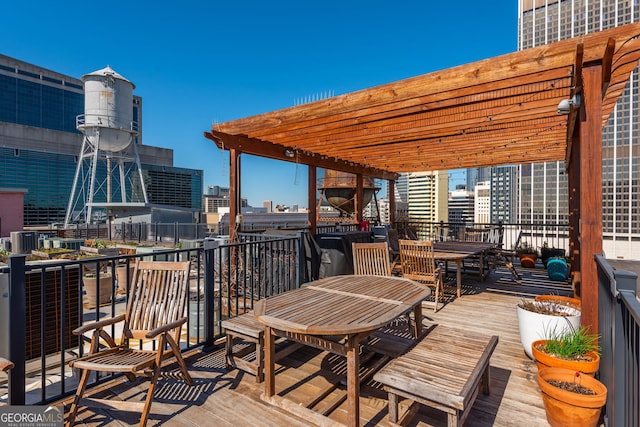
[346,335,360,427]
[412,304,423,338]
[456,259,462,298]
[264,326,275,397]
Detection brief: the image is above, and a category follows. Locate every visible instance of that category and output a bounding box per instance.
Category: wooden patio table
[254,274,431,427]
[432,241,497,297]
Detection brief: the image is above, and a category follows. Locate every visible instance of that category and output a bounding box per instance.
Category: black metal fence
[1,233,304,405]
[596,255,640,427]
[394,220,570,255]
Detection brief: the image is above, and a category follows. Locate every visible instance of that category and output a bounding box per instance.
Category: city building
[474,181,491,224]
[519,0,639,259]
[467,167,491,192]
[489,165,518,223]
[448,186,474,226]
[407,171,449,238]
[0,54,203,228]
[363,197,391,224]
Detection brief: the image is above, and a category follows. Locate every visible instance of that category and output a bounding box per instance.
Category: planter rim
[532,339,600,375]
[517,301,581,317]
[537,367,607,408]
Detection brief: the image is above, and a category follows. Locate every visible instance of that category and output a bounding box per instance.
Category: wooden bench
[222,312,302,383]
[221,312,266,383]
[373,325,499,427]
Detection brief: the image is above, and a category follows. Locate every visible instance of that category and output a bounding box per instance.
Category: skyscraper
[518,0,639,259]
[407,171,449,238]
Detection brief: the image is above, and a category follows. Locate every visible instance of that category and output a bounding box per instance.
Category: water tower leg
[132,138,149,203]
[65,136,89,227]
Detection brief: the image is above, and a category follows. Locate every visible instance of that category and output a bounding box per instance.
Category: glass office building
[518,0,640,259]
[0,54,202,227]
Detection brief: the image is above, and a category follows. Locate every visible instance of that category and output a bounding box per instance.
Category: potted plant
[83,272,113,306]
[516,299,581,359]
[532,325,600,376]
[534,294,580,309]
[537,368,607,427]
[546,256,569,281]
[540,242,566,267]
[516,242,539,268]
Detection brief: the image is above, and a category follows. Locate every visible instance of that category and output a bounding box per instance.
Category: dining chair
[0,357,13,406]
[67,260,193,427]
[352,242,392,276]
[398,239,444,312]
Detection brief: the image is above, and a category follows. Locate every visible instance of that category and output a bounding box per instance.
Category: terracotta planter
[83,274,113,306]
[115,265,134,295]
[518,253,538,268]
[532,339,600,376]
[537,367,607,427]
[534,295,581,310]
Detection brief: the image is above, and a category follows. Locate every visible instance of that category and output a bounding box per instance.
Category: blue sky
[2,1,518,209]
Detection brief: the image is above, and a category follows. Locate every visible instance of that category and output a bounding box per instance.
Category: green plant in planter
[542,326,600,360]
[532,325,601,376]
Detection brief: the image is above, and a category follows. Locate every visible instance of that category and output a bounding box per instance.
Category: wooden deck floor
[63,264,572,426]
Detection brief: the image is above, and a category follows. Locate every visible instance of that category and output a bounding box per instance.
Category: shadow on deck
[62,264,569,426]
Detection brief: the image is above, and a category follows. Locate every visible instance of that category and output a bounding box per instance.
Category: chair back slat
[352,242,391,276]
[398,239,437,284]
[126,260,191,341]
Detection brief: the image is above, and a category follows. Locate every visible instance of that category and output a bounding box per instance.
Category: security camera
[557,99,571,115]
[557,94,581,115]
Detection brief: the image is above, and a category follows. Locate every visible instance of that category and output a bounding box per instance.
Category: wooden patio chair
[66,260,193,427]
[386,228,401,272]
[352,242,392,276]
[398,239,444,312]
[485,230,523,284]
[0,357,13,406]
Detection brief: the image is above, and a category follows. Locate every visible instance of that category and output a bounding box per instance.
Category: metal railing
[1,233,304,405]
[394,220,570,254]
[596,255,640,427]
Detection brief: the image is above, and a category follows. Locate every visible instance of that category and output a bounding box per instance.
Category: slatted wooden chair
[352,242,392,276]
[67,260,193,427]
[0,357,13,406]
[399,239,444,312]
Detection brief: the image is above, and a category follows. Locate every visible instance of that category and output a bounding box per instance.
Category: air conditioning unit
[10,231,38,254]
[0,238,10,251]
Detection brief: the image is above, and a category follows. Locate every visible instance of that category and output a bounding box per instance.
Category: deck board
[61,264,570,426]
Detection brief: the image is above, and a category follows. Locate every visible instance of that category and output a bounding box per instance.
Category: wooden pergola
[204,23,640,331]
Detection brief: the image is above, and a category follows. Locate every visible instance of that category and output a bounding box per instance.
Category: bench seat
[221,312,265,382]
[373,325,498,426]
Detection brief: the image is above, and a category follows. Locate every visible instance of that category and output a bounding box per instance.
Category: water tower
[64,66,148,227]
[319,170,378,217]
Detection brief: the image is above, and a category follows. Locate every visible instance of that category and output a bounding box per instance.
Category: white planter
[516,302,581,359]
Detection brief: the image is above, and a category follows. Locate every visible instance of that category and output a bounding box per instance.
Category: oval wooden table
[254,274,431,427]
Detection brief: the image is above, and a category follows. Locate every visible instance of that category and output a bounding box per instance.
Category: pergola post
[577,63,604,332]
[308,165,317,235]
[229,148,241,241]
[388,180,395,227]
[355,174,364,224]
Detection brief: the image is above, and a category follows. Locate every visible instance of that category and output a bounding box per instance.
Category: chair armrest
[145,317,188,339]
[0,357,14,372]
[72,314,126,335]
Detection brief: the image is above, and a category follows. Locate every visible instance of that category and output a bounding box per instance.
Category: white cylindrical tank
[78,65,137,152]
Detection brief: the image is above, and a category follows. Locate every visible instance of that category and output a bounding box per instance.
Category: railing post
[202,239,219,351]
[612,269,638,427]
[296,231,305,287]
[8,255,27,405]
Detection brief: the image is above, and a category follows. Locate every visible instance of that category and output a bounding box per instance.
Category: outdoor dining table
[254,274,431,427]
[432,241,497,297]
